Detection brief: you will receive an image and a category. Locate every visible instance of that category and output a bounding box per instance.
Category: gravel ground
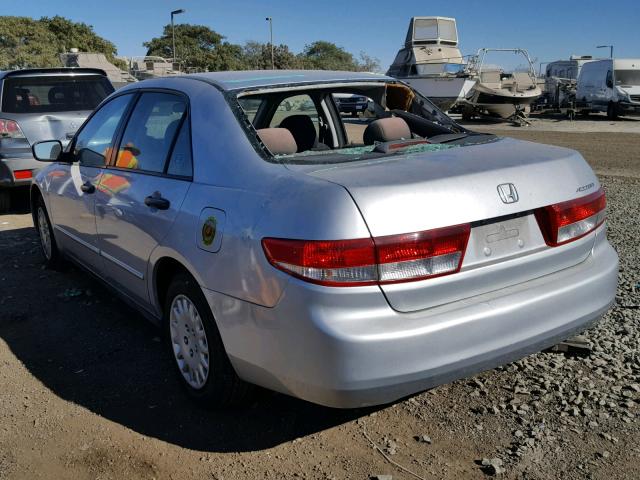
[0,130,638,479]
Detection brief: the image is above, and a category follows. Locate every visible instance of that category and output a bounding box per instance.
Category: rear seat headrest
[363,117,412,145]
[256,128,298,155]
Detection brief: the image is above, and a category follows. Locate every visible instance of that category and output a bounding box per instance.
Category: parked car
[333,92,370,117]
[576,58,640,118]
[0,68,114,211]
[30,70,618,409]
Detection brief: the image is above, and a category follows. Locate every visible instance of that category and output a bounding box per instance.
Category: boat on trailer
[463,48,542,119]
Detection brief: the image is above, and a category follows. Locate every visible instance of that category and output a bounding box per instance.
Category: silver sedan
[30,71,618,408]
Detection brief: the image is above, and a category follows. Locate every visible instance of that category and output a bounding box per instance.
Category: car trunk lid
[290,137,601,312]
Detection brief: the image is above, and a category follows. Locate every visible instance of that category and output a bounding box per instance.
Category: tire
[164,272,255,408]
[34,196,64,269]
[607,102,619,120]
[0,190,10,213]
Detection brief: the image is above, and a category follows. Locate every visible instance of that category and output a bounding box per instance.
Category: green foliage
[0,15,124,70]
[0,15,381,74]
[242,41,301,70]
[144,25,380,73]
[0,17,59,69]
[295,41,380,72]
[298,41,357,70]
[144,24,244,72]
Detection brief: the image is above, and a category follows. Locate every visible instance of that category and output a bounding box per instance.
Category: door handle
[144,194,170,210]
[81,181,95,194]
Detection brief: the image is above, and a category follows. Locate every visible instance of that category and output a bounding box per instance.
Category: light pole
[171,8,186,68]
[597,44,614,58]
[265,17,274,69]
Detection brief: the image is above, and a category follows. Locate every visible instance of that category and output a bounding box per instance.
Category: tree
[242,41,301,70]
[0,17,59,69]
[0,16,125,70]
[355,52,380,73]
[41,16,124,68]
[298,41,359,71]
[144,24,244,72]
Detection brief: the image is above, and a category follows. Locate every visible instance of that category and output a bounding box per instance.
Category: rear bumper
[0,155,41,188]
[204,231,618,408]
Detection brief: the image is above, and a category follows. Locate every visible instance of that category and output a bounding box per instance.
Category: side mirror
[606,79,613,88]
[32,140,63,162]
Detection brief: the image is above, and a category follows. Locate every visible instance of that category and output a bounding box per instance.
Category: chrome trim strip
[54,224,144,279]
[100,250,145,280]
[54,225,100,254]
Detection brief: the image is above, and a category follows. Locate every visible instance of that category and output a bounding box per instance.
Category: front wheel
[164,273,255,408]
[607,102,619,120]
[34,197,64,269]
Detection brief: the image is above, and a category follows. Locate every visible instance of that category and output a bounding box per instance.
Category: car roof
[183,70,393,91]
[0,68,108,80]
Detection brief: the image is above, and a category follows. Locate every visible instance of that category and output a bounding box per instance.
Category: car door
[94,91,192,307]
[46,93,134,269]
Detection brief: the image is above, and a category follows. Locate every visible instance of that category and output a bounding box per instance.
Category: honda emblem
[497,183,519,204]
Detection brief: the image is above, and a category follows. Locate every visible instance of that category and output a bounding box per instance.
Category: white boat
[387,17,475,111]
[464,48,542,118]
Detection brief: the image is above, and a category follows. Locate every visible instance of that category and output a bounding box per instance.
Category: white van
[576,58,640,118]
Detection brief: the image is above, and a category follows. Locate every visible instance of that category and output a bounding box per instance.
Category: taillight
[375,225,470,283]
[0,119,26,139]
[534,188,606,247]
[261,237,377,286]
[262,224,470,287]
[13,170,33,180]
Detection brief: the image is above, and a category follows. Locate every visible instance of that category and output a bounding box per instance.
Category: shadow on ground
[1,188,31,215]
[0,226,373,453]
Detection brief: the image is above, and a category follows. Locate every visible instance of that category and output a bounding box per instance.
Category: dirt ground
[0,123,638,480]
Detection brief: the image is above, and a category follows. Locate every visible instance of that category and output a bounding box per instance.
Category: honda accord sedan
[30,70,618,408]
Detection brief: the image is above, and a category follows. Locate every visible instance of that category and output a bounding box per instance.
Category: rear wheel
[34,197,63,269]
[164,273,255,408]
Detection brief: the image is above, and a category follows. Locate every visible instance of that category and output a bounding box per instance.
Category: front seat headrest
[363,117,411,145]
[256,128,298,155]
[279,115,317,152]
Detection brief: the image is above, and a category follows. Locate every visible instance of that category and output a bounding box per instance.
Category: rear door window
[114,92,187,173]
[166,120,193,177]
[1,75,114,113]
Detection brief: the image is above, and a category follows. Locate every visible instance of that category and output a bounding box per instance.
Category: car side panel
[43,163,102,267]
[95,170,190,306]
[148,172,372,314]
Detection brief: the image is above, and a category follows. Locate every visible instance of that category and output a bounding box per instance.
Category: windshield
[615,70,640,86]
[233,81,490,165]
[1,75,114,114]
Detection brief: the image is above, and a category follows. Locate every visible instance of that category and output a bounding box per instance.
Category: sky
[4,0,640,72]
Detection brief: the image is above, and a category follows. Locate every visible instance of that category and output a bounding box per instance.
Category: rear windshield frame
[226,80,473,165]
[1,74,114,114]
